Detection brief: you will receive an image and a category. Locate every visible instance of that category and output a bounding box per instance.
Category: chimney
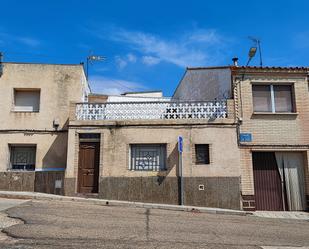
[0,52,3,77]
[232,57,238,67]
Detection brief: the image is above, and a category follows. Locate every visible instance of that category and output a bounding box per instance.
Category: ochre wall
[66,121,240,187]
[0,63,87,171]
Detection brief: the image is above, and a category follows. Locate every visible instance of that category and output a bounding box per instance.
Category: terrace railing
[75,101,228,121]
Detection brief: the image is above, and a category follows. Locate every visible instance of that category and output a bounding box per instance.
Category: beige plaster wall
[0,63,87,172]
[66,124,241,182]
[0,133,68,171]
[0,63,87,130]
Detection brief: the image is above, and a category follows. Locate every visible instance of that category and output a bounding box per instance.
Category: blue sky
[1,0,309,96]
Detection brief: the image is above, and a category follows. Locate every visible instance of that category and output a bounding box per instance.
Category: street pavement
[0,199,308,248]
[0,198,29,212]
[0,198,29,244]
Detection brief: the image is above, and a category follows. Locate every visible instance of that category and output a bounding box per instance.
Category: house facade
[65,96,241,209]
[232,66,309,211]
[1,60,308,211]
[0,62,89,193]
[174,65,309,211]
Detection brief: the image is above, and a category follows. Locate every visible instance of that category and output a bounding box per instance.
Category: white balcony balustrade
[75,101,228,121]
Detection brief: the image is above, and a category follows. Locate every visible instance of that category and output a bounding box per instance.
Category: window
[14,89,40,112]
[252,84,294,113]
[195,144,210,164]
[130,144,166,171]
[10,145,36,171]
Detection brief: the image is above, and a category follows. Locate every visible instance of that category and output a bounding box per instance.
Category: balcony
[74,101,231,121]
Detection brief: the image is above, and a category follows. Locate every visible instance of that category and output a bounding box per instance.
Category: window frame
[129,144,167,171]
[9,144,37,171]
[252,83,295,114]
[13,88,41,113]
[194,144,210,165]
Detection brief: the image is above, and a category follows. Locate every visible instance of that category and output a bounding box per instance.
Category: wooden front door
[253,152,284,211]
[78,142,100,194]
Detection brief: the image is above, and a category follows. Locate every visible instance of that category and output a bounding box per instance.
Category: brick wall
[234,69,309,209]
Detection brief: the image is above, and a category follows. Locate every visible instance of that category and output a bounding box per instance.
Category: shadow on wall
[36,119,69,195]
[42,119,69,169]
[157,143,179,185]
[42,132,68,169]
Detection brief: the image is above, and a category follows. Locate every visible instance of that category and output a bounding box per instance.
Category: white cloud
[95,26,227,67]
[142,55,161,66]
[17,37,40,47]
[186,29,221,44]
[115,53,137,70]
[89,75,147,95]
[127,53,137,62]
[115,56,128,70]
[0,32,40,48]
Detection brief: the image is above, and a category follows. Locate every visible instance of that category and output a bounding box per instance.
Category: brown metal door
[253,152,284,211]
[78,142,100,194]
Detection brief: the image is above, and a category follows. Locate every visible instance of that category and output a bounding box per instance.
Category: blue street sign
[240,133,252,142]
[178,136,183,153]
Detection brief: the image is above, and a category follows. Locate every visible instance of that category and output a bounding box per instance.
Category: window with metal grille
[10,145,36,171]
[195,144,210,164]
[130,144,166,171]
[252,84,294,113]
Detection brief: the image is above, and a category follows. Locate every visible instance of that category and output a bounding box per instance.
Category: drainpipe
[0,52,3,77]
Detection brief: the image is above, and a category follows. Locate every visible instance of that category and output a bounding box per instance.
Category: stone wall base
[0,173,241,210]
[34,172,65,195]
[99,176,241,210]
[0,171,65,195]
[0,172,35,192]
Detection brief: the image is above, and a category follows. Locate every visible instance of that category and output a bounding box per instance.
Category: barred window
[130,144,166,171]
[195,144,210,164]
[10,145,36,171]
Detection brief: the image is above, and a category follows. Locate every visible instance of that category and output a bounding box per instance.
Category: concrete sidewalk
[254,211,309,220]
[0,191,249,216]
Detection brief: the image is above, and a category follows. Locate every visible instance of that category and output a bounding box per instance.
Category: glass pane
[195,144,210,164]
[10,146,36,171]
[252,85,272,112]
[14,90,40,112]
[131,144,166,171]
[274,85,293,112]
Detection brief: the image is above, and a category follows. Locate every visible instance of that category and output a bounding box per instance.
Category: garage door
[252,152,284,211]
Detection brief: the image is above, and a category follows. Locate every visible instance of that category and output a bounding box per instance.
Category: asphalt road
[0,199,309,248]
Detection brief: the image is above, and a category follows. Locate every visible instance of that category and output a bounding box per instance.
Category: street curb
[0,191,252,216]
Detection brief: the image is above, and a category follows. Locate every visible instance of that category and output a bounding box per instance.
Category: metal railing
[75,101,227,121]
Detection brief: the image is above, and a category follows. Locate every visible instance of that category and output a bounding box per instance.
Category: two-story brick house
[232,66,309,211]
[0,62,89,193]
[173,64,309,211]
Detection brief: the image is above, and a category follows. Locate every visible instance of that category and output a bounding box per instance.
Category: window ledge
[253,112,298,115]
[11,110,40,113]
[7,169,35,172]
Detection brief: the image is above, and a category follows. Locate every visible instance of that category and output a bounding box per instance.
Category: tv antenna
[86,51,106,80]
[247,36,263,67]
